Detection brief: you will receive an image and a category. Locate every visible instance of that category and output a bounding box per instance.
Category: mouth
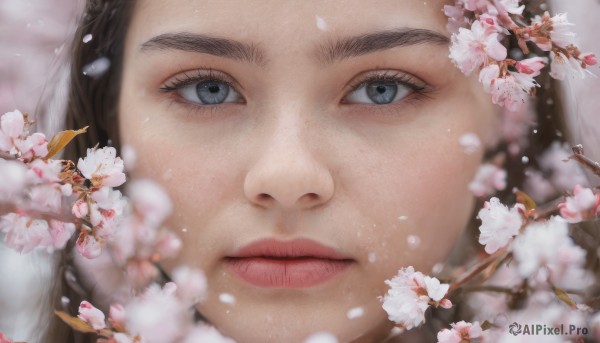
[223,238,354,288]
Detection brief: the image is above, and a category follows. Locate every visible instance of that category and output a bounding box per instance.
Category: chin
[199,297,394,343]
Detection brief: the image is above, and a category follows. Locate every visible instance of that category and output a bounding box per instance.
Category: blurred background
[0,0,599,341]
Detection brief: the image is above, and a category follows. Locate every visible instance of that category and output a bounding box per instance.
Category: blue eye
[344,80,412,105]
[178,79,242,105]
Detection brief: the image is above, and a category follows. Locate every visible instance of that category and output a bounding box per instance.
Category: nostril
[257,193,273,202]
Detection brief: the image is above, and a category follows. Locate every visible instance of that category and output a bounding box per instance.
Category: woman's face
[119,1,496,342]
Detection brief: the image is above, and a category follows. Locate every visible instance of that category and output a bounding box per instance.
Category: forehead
[128,0,450,48]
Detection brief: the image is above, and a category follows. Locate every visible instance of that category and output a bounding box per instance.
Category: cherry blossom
[449,19,507,75]
[128,179,172,226]
[538,142,589,192]
[437,321,483,343]
[0,109,25,154]
[548,13,576,49]
[489,71,538,111]
[125,283,187,343]
[172,266,208,305]
[550,51,589,80]
[468,163,507,197]
[78,300,106,330]
[558,185,600,223]
[76,229,103,259]
[512,217,590,290]
[77,147,126,188]
[381,266,452,330]
[477,197,523,254]
[0,159,27,198]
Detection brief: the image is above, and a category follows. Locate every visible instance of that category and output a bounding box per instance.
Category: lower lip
[224,257,352,288]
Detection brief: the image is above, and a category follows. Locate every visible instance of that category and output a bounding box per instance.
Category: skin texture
[118,1,497,342]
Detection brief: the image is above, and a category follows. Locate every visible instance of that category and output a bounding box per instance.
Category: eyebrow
[140,32,265,65]
[139,28,449,65]
[317,28,450,64]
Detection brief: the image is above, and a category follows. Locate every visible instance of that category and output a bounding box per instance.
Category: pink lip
[223,238,353,288]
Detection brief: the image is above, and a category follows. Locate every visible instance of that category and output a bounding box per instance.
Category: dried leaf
[553,285,577,309]
[45,127,88,159]
[515,190,537,211]
[54,310,96,333]
[480,320,493,331]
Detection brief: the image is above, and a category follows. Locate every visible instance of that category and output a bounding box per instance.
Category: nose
[243,123,334,210]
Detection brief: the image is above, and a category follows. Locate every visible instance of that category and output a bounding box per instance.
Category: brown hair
[63,0,135,161]
[47,1,135,342]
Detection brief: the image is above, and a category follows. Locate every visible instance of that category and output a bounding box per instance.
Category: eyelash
[160,69,238,95]
[159,69,431,112]
[343,70,430,105]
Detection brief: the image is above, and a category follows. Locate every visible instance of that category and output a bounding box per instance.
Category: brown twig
[448,249,509,294]
[570,145,600,178]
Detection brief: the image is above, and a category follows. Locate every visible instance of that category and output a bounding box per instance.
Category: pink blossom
[500,100,535,156]
[548,13,576,49]
[14,132,48,160]
[48,220,76,250]
[172,266,208,305]
[444,4,468,34]
[538,142,589,192]
[582,53,597,66]
[28,184,63,213]
[109,303,126,328]
[91,187,126,213]
[182,325,236,343]
[76,230,103,259]
[515,56,547,77]
[489,71,538,111]
[26,159,62,184]
[477,197,523,254]
[0,331,13,343]
[126,259,160,289]
[478,64,500,92]
[78,300,106,330]
[437,321,483,343]
[549,51,589,80]
[450,20,507,76]
[125,283,186,343]
[77,147,126,188]
[380,266,452,330]
[494,0,524,15]
[0,110,25,153]
[155,230,182,260]
[558,185,600,223]
[72,199,89,219]
[1,213,51,253]
[129,179,172,226]
[512,217,591,289]
[0,159,27,198]
[468,163,507,197]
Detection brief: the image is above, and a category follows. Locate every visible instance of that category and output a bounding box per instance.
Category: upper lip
[226,238,351,260]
